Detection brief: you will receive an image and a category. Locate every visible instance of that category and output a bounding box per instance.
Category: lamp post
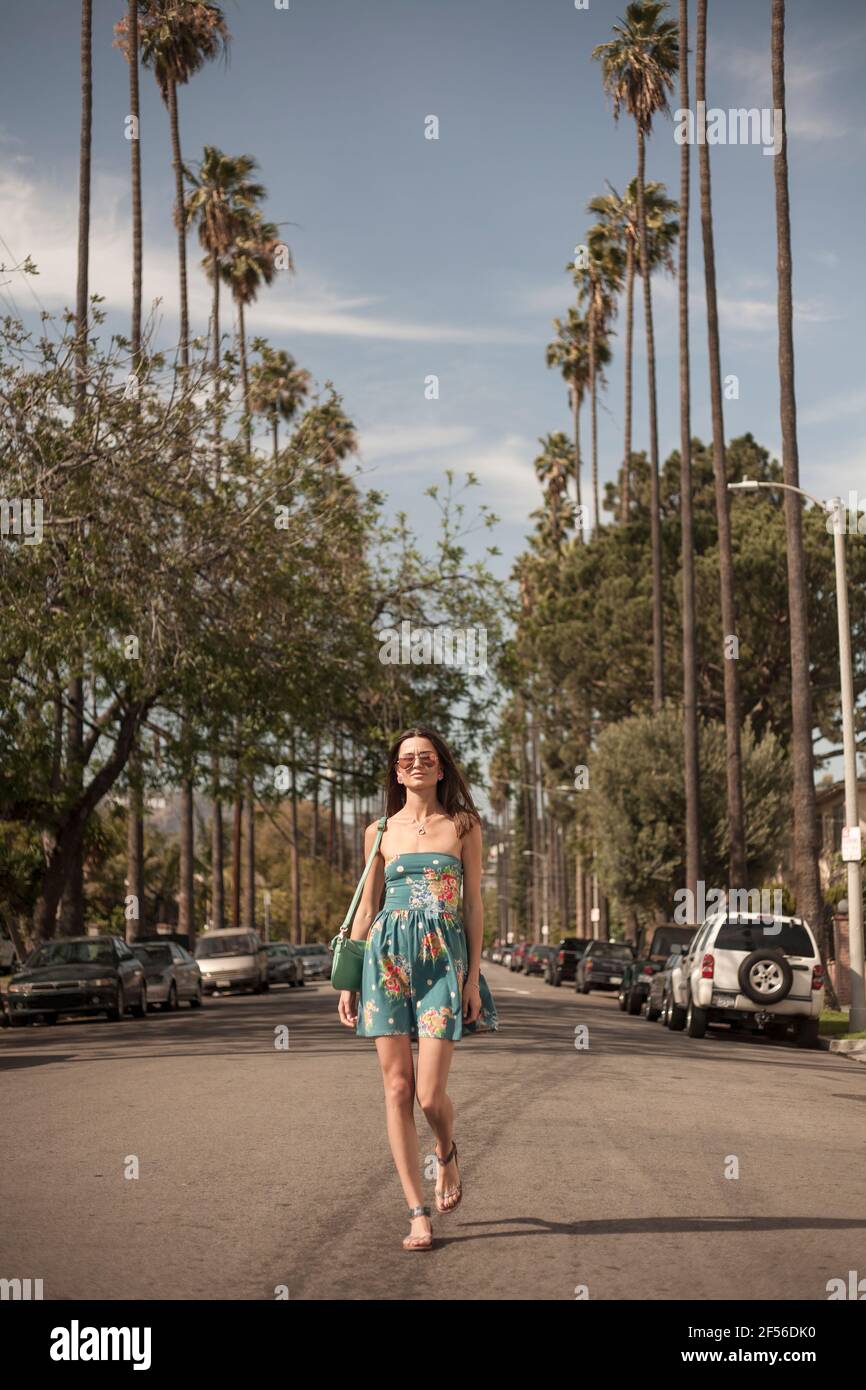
[729,479,864,1030]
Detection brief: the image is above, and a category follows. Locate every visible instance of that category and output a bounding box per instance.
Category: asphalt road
[2,964,864,1301]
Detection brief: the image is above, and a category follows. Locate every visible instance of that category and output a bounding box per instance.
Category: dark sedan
[550,937,591,986]
[6,935,148,1026]
[576,940,635,994]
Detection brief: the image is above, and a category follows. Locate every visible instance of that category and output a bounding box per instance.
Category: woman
[337,726,499,1251]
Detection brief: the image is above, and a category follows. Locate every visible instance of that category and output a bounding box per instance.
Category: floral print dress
[356,852,499,1041]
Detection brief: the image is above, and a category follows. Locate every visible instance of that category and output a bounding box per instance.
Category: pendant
[418,825,426,835]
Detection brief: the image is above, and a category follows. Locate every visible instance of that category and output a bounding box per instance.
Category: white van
[671,910,824,1047]
[194,929,269,995]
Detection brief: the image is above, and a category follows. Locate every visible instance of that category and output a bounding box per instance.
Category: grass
[819,1009,866,1042]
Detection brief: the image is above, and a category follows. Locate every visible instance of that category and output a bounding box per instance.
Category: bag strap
[336,815,388,939]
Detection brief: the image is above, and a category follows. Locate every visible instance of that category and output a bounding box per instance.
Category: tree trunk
[211,762,225,930]
[679,0,702,905]
[238,298,251,454]
[178,773,195,938]
[571,386,582,536]
[126,750,144,941]
[621,237,635,523]
[61,0,93,935]
[696,0,747,888]
[771,0,829,973]
[290,741,301,944]
[636,127,665,710]
[588,287,599,537]
[311,732,320,859]
[231,783,243,930]
[167,77,189,373]
[243,776,256,932]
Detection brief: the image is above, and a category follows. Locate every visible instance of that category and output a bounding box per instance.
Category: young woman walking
[337,725,498,1250]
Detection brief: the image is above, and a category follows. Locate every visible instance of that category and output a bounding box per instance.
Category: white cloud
[0,169,528,345]
[801,388,866,427]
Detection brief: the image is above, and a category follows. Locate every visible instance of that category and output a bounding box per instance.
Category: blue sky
[1,0,864,580]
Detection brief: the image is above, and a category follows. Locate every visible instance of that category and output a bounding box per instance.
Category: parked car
[675,910,824,1046]
[265,942,304,986]
[501,947,515,969]
[646,948,688,1022]
[491,945,506,964]
[549,937,590,987]
[297,943,331,981]
[194,929,270,995]
[620,924,697,1016]
[509,942,530,973]
[6,935,148,1026]
[524,944,555,977]
[576,940,635,994]
[131,940,203,1010]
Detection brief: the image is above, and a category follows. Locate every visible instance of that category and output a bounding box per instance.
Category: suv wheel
[737,949,794,1006]
[667,996,687,1031]
[646,997,661,1022]
[685,997,708,1038]
[627,988,642,1016]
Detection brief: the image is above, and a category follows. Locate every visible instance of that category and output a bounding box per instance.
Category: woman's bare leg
[375,1036,429,1240]
[415,1038,459,1207]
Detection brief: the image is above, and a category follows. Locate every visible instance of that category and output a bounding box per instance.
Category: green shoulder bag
[329,815,387,991]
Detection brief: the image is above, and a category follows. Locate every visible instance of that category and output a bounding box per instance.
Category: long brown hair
[385,726,481,838]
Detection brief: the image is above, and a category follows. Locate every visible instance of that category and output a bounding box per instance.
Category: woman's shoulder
[450,808,481,840]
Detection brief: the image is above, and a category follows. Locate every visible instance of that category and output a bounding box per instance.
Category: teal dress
[356,851,499,1041]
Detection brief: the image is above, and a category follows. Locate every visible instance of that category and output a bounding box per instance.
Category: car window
[195,934,255,959]
[132,944,173,965]
[715,917,814,955]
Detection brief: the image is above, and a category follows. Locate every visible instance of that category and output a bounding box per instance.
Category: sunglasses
[396,752,438,770]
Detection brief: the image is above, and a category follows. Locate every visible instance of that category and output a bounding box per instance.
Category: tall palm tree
[678,0,701,907]
[248,342,312,460]
[117,0,145,941]
[221,214,283,453]
[594,0,678,709]
[589,179,677,522]
[545,308,607,534]
[771,0,825,949]
[695,0,746,887]
[532,432,576,552]
[59,0,93,935]
[571,225,621,536]
[134,1,229,939]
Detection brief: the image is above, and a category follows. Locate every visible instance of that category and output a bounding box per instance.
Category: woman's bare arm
[348,820,386,942]
[460,819,484,982]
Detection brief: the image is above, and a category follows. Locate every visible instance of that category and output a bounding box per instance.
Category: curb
[828,1037,866,1057]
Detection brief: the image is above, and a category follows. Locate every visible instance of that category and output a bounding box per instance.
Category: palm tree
[532,432,576,552]
[589,179,677,522]
[545,308,600,533]
[678,0,701,907]
[695,0,746,887]
[594,0,678,709]
[185,146,265,409]
[116,0,145,941]
[135,0,229,372]
[249,342,312,460]
[59,0,93,935]
[771,0,825,951]
[221,214,284,453]
[570,225,621,536]
[133,1,229,940]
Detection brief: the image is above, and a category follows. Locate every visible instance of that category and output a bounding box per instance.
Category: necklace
[395,812,439,837]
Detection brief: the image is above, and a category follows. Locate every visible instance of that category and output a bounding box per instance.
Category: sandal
[402,1203,433,1251]
[434,1140,462,1214]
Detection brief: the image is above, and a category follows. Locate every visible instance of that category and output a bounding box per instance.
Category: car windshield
[132,944,173,965]
[715,918,814,955]
[650,928,695,956]
[592,943,633,959]
[195,935,253,959]
[27,940,115,968]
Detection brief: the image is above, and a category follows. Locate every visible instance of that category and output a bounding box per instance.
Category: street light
[729,479,864,1030]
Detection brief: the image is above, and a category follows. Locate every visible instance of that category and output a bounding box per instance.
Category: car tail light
[558,950,565,962]
[586,959,593,973]
[701,953,715,979]
[642,964,654,976]
[811,962,824,991]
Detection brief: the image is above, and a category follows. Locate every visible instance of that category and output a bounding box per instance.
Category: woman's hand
[461,978,482,1026]
[338,990,359,1027]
